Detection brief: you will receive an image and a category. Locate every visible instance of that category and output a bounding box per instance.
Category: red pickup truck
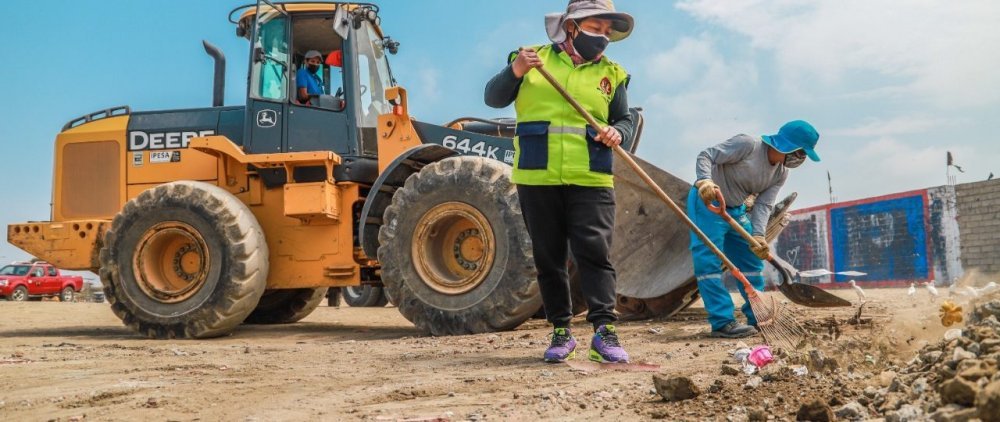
[0,262,84,302]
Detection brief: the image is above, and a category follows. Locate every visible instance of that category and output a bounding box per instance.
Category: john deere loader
[6,2,812,339]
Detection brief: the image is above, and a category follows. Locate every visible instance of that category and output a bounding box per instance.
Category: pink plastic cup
[748,345,774,368]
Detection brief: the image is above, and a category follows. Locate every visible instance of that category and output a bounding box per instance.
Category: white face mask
[784,150,807,168]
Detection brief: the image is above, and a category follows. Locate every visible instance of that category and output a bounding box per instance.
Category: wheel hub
[133,222,211,304]
[412,202,495,295]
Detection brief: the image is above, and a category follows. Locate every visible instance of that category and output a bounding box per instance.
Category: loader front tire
[378,157,540,335]
[100,181,269,339]
[243,288,327,324]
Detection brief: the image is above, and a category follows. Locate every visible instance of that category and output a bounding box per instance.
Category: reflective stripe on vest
[511,44,628,188]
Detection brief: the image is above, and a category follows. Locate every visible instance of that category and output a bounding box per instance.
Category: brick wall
[955,179,1000,275]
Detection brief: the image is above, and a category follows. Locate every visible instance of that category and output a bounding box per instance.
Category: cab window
[249,7,289,101]
[289,15,346,111]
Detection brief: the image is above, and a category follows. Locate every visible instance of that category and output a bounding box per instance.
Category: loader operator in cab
[689,120,821,338]
[296,50,325,104]
[485,0,635,364]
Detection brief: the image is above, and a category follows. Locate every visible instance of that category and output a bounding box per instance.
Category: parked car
[0,262,84,302]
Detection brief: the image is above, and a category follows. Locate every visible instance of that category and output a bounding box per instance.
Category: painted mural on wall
[776,187,963,288]
[774,210,830,283]
[829,194,929,283]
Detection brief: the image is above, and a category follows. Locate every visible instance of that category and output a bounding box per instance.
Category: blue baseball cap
[762,120,821,162]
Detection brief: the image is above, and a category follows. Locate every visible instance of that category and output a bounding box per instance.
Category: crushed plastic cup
[733,347,751,364]
[748,345,774,368]
[943,328,962,341]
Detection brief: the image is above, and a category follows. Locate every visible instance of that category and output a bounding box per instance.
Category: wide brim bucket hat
[545,0,634,43]
[762,120,822,162]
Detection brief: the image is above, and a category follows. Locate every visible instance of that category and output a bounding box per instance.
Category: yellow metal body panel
[127,149,218,184]
[7,220,109,270]
[284,181,341,221]
[377,87,423,173]
[53,116,129,221]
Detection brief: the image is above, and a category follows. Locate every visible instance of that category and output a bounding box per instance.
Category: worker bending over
[690,120,821,338]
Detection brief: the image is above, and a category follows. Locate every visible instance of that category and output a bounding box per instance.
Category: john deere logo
[257,109,277,128]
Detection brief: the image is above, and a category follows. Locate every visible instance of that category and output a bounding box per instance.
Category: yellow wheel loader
[6,2,838,339]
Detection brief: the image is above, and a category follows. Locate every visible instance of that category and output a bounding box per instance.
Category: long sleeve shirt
[483,44,634,143]
[695,134,788,235]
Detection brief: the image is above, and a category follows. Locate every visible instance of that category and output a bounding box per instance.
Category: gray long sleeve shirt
[695,134,788,235]
[483,44,635,143]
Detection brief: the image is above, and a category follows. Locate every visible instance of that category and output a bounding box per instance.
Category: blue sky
[1,0,998,262]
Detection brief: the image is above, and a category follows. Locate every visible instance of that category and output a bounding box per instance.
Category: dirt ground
[0,288,963,421]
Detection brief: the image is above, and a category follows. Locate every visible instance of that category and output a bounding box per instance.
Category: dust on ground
[0,287,994,421]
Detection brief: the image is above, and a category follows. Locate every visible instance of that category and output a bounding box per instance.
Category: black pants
[516,185,617,330]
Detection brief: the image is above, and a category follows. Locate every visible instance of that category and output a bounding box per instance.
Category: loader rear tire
[378,157,540,335]
[100,181,269,339]
[343,285,388,307]
[243,288,327,324]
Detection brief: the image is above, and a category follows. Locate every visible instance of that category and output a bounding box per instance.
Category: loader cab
[237,1,394,171]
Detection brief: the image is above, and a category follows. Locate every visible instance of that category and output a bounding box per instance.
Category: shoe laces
[550,330,571,346]
[599,329,621,347]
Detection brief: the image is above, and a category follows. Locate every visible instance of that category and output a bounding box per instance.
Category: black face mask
[571,23,610,61]
[307,64,320,73]
[784,150,807,168]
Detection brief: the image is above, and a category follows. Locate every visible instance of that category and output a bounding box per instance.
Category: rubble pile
[856,298,1000,422]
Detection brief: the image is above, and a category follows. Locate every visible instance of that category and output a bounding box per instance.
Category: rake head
[748,293,807,351]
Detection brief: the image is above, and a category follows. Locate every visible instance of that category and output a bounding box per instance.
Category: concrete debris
[651,375,700,402]
[833,401,868,421]
[721,364,741,376]
[977,380,1000,422]
[795,398,834,422]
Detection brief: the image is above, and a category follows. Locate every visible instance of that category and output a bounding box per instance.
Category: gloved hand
[750,235,770,260]
[694,179,720,204]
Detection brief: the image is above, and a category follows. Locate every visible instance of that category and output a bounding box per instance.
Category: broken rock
[978,380,1000,422]
[796,399,834,422]
[885,404,923,422]
[721,364,741,376]
[833,401,868,421]
[929,404,979,422]
[940,376,980,406]
[652,375,700,402]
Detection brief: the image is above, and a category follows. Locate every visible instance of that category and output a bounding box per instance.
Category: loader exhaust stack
[202,40,226,107]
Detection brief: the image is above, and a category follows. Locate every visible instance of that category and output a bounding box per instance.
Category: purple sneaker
[543,328,577,363]
[589,324,630,363]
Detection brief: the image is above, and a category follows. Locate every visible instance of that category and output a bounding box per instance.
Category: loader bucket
[610,154,701,319]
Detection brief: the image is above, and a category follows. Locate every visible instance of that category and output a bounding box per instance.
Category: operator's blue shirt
[296,67,323,95]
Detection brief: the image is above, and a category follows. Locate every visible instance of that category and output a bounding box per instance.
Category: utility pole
[827,170,836,203]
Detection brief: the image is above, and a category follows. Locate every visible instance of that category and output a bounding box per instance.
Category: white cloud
[637,35,764,148]
[830,116,962,138]
[675,0,1000,108]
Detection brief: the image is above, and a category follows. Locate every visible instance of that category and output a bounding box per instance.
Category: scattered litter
[940,301,964,326]
[748,345,773,369]
[944,328,963,341]
[792,366,809,377]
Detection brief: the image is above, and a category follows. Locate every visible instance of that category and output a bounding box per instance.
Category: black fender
[359,144,458,258]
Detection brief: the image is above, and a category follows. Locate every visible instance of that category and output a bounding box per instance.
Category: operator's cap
[304,50,323,60]
[545,0,634,43]
[762,120,821,162]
